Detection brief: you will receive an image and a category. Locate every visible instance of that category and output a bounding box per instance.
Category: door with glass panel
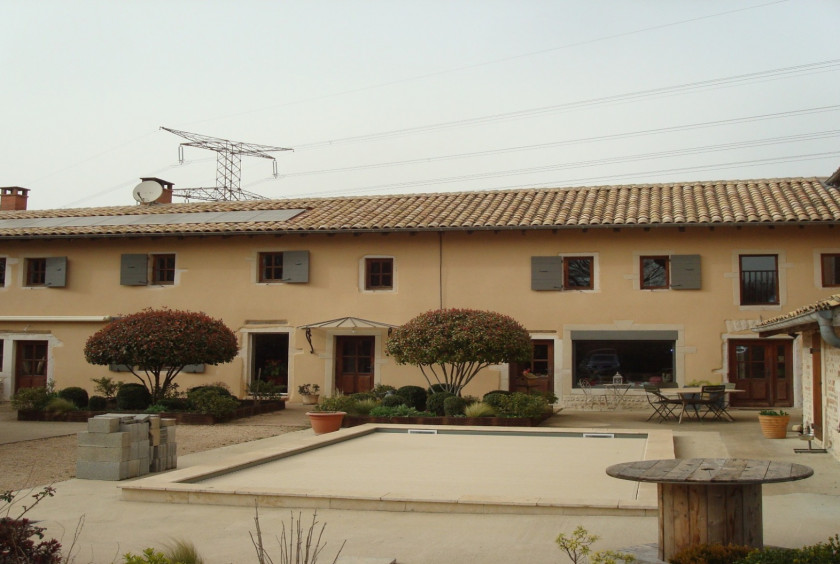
[728,340,792,407]
[335,336,374,394]
[15,340,48,392]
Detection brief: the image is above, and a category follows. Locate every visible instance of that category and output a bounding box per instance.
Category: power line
[272,106,840,179]
[295,59,840,150]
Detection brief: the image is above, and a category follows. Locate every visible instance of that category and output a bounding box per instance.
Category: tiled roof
[754,294,840,334]
[1,177,839,239]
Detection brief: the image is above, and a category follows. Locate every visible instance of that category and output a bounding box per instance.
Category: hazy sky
[2,0,839,210]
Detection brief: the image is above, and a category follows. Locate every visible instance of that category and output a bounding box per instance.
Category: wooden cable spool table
[606,458,813,560]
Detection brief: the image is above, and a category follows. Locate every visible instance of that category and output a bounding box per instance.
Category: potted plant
[758,409,790,439]
[307,393,347,435]
[298,383,320,405]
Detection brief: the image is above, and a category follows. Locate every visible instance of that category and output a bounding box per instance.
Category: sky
[1,0,839,211]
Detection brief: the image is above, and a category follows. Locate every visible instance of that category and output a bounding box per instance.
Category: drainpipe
[816,310,840,349]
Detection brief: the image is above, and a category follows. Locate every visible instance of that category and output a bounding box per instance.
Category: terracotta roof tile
[1,176,839,239]
[755,294,840,333]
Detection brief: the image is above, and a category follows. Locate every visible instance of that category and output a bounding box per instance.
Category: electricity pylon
[161,126,292,201]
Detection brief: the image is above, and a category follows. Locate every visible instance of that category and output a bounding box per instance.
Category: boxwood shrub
[427,391,455,416]
[116,383,152,410]
[443,395,467,416]
[88,395,108,411]
[381,394,405,408]
[58,386,89,409]
[396,385,427,410]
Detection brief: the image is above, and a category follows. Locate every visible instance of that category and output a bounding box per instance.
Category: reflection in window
[641,256,669,289]
[565,257,593,289]
[573,340,674,387]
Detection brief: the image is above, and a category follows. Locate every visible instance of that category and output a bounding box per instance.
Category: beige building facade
[1,174,839,408]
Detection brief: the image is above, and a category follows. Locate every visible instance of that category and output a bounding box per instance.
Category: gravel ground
[0,420,307,493]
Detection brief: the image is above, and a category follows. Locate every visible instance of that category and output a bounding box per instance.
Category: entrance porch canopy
[298,316,398,354]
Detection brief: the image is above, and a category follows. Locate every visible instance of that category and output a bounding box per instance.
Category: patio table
[600,383,633,410]
[607,458,813,561]
[660,387,743,423]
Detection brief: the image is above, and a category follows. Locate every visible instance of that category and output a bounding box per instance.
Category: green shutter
[283,250,309,283]
[120,254,148,286]
[670,255,701,290]
[44,257,67,287]
[531,256,563,291]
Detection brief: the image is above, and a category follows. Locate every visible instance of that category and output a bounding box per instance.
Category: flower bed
[16,399,286,425]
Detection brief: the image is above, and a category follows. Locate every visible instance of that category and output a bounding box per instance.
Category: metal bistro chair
[579,378,606,410]
[699,385,733,421]
[643,384,681,422]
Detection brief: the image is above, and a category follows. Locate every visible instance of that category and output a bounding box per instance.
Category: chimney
[139,177,174,204]
[1,187,30,211]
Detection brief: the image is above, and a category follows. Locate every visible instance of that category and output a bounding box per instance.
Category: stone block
[76,460,132,481]
[87,416,121,434]
[77,431,130,448]
[161,418,175,427]
[77,445,131,463]
[149,416,160,430]
[149,428,161,446]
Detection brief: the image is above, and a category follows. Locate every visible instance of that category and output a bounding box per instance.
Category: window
[151,254,176,285]
[365,258,393,290]
[0,258,5,286]
[565,257,593,289]
[26,258,46,286]
[572,333,676,387]
[257,251,310,283]
[259,252,284,282]
[740,254,778,305]
[821,254,840,287]
[24,257,67,287]
[641,256,669,289]
[531,255,594,291]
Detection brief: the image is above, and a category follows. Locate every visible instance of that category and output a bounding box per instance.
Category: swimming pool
[121,424,672,516]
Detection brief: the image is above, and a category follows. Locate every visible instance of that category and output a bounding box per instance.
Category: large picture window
[573,334,675,387]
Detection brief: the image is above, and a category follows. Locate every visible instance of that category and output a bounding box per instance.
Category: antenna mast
[161,126,292,201]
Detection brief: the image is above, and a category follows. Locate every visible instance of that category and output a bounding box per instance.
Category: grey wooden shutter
[670,254,701,290]
[44,257,67,287]
[283,250,309,283]
[531,256,563,291]
[182,364,205,373]
[120,254,148,286]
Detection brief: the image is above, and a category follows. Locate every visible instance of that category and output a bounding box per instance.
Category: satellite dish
[132,180,164,203]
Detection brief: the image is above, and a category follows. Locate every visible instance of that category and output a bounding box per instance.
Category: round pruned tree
[84,308,238,403]
[385,308,532,396]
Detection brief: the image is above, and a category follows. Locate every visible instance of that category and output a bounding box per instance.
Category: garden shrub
[91,375,120,400]
[381,394,405,408]
[737,534,840,563]
[145,404,168,414]
[316,393,356,413]
[369,405,434,417]
[496,392,548,418]
[427,391,455,415]
[88,395,108,411]
[350,392,376,402]
[117,383,152,410]
[371,384,397,398]
[443,395,467,416]
[58,386,89,409]
[482,391,508,410]
[158,397,190,411]
[10,387,53,411]
[396,385,427,410]
[187,388,240,418]
[0,517,63,563]
[187,385,232,399]
[44,397,76,414]
[669,543,752,564]
[350,398,380,415]
[464,401,495,417]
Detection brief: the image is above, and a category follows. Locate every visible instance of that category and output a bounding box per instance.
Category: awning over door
[298,316,398,354]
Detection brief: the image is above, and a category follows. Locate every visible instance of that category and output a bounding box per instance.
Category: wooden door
[811,334,823,441]
[15,340,48,392]
[728,340,792,408]
[335,336,374,394]
[510,340,553,394]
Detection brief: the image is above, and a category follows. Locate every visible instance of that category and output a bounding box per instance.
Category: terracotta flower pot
[758,414,790,439]
[307,411,346,434]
